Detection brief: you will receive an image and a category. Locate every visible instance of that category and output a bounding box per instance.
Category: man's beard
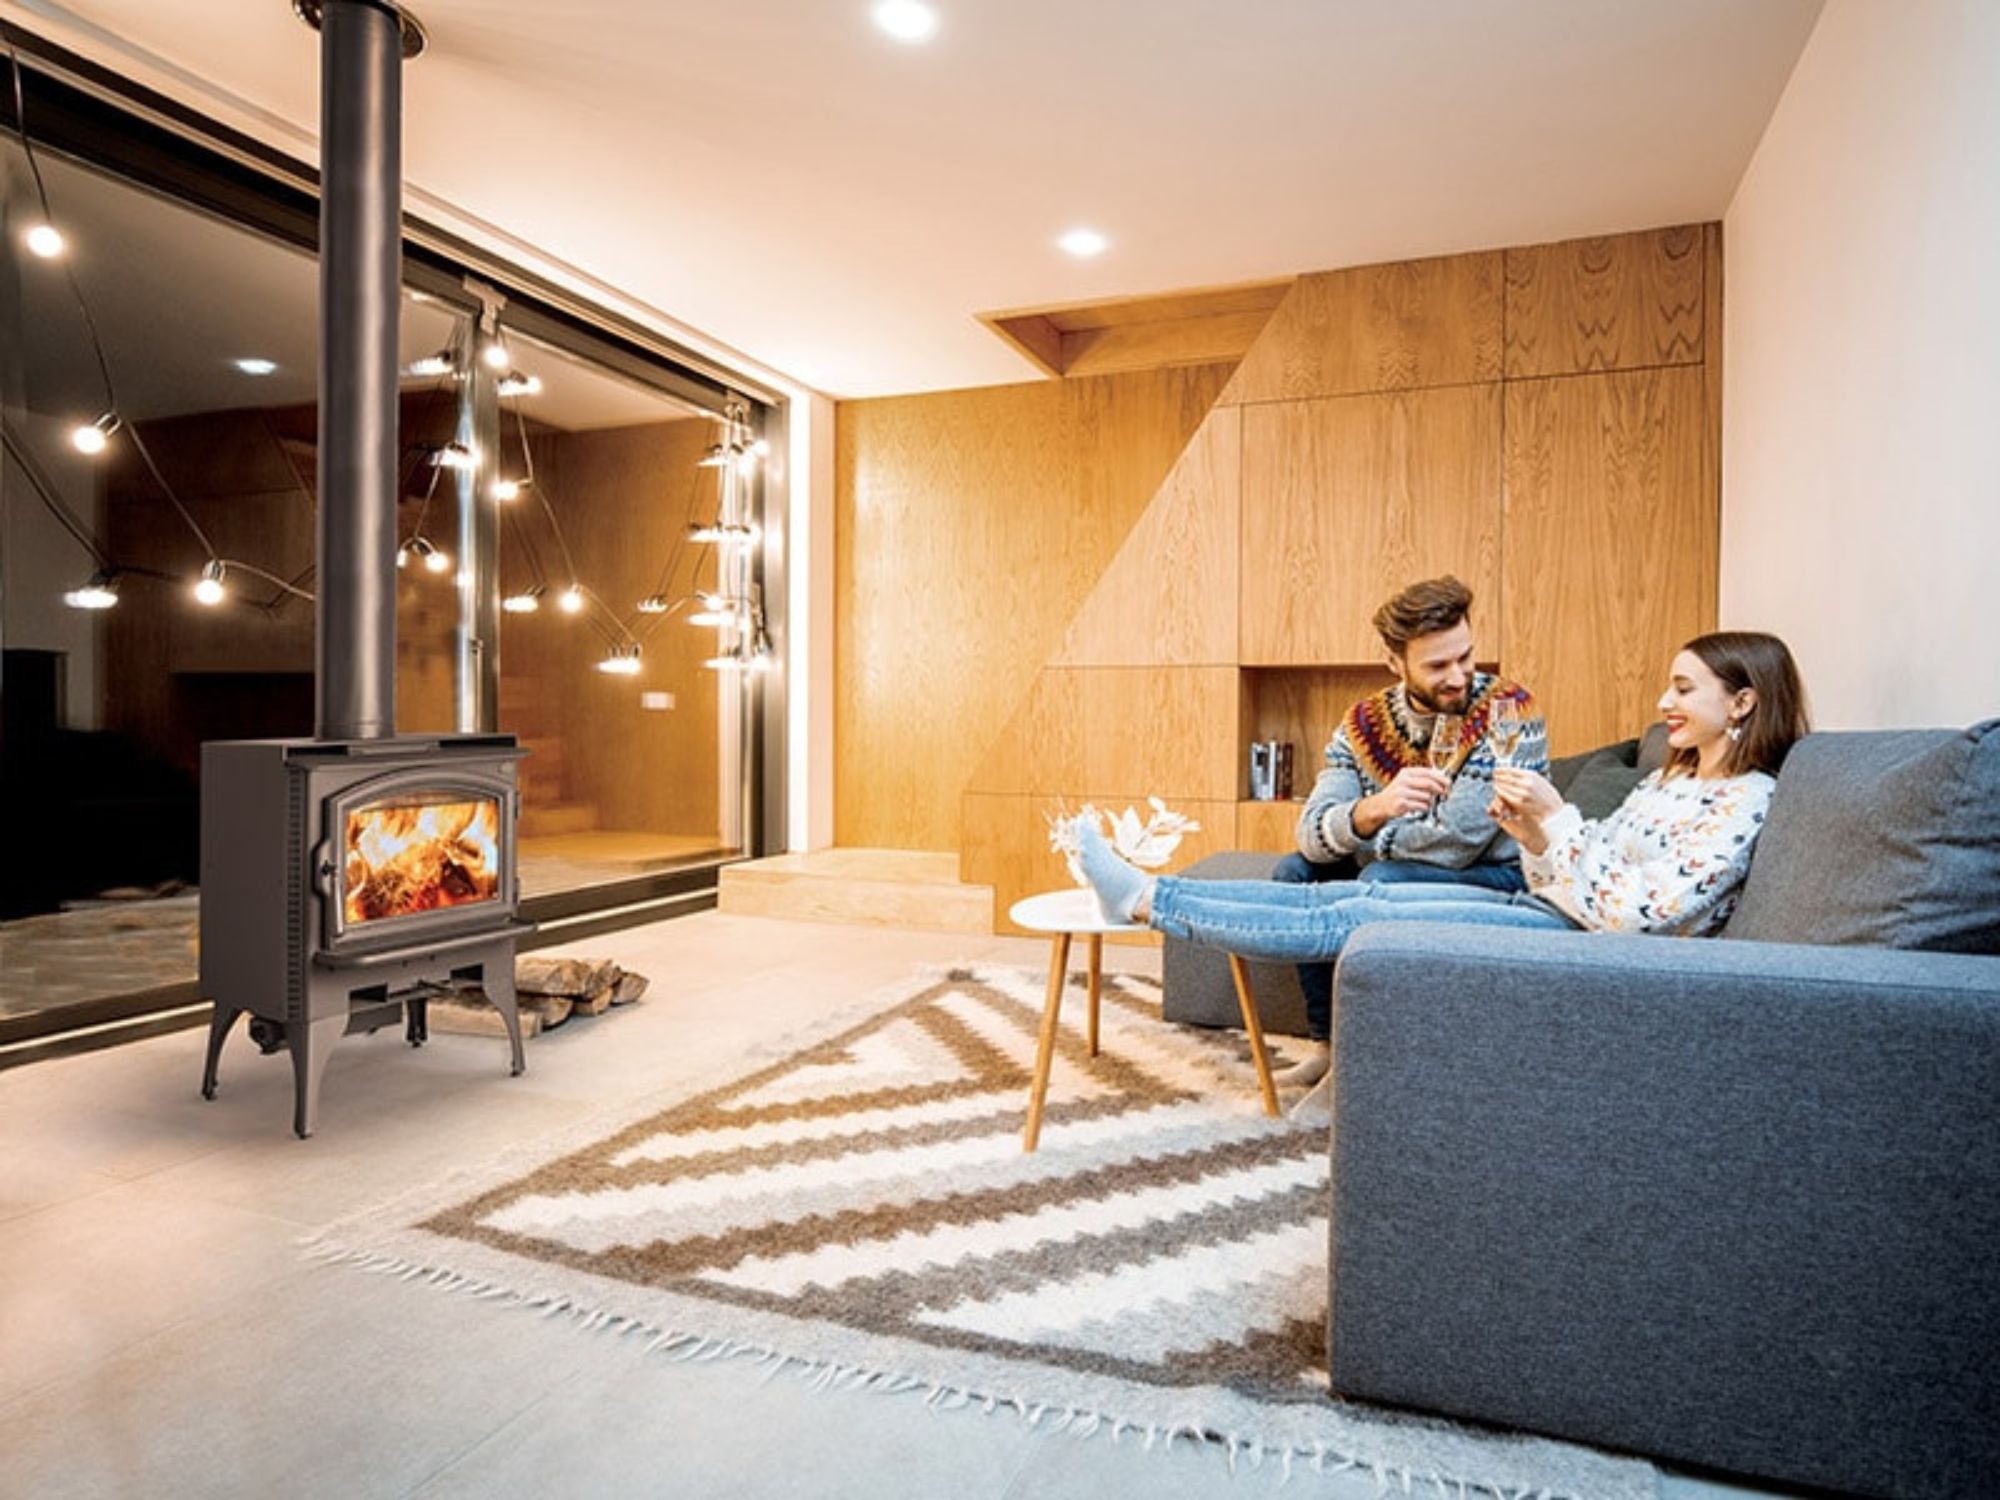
[1407,681,1471,715]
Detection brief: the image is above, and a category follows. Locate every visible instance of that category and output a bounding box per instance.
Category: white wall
[1721,0,2000,729]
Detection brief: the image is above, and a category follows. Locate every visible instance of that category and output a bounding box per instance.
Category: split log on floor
[610,971,649,1005]
[427,996,545,1039]
[570,985,616,1018]
[515,956,621,998]
[520,993,574,1028]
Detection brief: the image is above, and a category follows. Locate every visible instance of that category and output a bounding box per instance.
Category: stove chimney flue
[305,0,425,740]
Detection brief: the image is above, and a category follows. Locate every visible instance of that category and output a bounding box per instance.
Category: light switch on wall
[641,692,675,711]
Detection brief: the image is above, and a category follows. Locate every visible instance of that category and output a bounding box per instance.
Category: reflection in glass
[2,96,767,1038]
[483,329,745,895]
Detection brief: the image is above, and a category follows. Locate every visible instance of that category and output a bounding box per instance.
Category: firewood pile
[427,956,649,1039]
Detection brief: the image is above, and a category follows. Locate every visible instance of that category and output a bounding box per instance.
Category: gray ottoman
[1160,852,1313,1036]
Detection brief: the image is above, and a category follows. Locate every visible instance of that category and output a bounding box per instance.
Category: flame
[343,797,501,925]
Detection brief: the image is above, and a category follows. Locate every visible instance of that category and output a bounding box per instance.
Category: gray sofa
[1168,722,2000,1497]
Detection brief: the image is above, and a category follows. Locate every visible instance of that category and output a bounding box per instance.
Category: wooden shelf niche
[980,278,1294,380]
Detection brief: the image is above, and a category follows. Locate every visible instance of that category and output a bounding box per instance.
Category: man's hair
[1372,575,1473,654]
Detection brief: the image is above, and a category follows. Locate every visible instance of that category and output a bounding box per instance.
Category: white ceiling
[7,0,1824,399]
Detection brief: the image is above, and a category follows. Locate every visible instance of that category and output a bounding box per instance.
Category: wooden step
[517,736,566,796]
[519,800,598,838]
[719,848,995,934]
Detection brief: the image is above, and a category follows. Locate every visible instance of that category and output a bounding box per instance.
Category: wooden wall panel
[1054,406,1240,667]
[1504,224,1705,377]
[970,666,1238,802]
[1238,384,1503,664]
[835,363,1232,851]
[1501,365,1714,755]
[1235,799,1303,855]
[1222,253,1502,405]
[962,792,1238,938]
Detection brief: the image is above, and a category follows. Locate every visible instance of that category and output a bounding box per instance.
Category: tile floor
[0,910,1783,1499]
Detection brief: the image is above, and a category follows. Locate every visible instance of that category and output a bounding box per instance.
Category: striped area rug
[308,965,1654,1499]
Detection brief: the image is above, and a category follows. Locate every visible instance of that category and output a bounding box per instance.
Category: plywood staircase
[501,674,600,839]
[718,849,994,935]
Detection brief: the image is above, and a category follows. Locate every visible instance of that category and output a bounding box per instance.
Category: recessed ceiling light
[872,1,938,43]
[233,357,279,376]
[1057,227,1109,259]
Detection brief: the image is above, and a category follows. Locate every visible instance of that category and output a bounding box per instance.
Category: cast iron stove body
[199,734,530,1136]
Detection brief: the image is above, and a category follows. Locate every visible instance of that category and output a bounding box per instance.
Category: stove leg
[405,996,428,1047]
[290,1012,347,1139]
[201,1004,242,1100]
[483,959,526,1077]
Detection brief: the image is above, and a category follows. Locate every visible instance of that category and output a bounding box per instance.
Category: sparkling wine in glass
[1427,714,1463,824]
[1489,698,1525,768]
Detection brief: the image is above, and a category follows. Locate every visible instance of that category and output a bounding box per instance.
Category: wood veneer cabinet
[1238,385,1503,665]
[921,224,1719,930]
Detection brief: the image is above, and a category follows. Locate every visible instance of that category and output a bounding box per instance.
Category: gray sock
[1077,820,1149,923]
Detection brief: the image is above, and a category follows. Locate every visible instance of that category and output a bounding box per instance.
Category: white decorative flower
[1046,796,1199,885]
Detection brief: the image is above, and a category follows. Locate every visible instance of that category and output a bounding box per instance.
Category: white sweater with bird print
[1521,768,1774,936]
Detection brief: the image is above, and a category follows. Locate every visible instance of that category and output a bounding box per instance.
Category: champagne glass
[1427,713,1463,824]
[1489,698,1524,769]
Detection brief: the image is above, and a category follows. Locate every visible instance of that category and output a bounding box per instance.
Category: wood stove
[198,734,529,1137]
[198,1,530,1136]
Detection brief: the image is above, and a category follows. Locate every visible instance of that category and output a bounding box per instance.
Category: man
[1275,574,1547,1086]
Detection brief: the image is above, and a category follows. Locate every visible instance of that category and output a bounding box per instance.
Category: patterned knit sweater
[1296,674,1548,869]
[1522,768,1774,935]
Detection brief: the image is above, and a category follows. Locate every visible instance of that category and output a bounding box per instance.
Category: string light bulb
[687,521,760,545]
[430,442,477,471]
[696,442,730,469]
[26,223,66,259]
[398,536,451,573]
[688,592,744,627]
[490,477,525,502]
[557,584,585,614]
[596,644,642,676]
[636,594,671,614]
[480,339,511,371]
[404,349,455,378]
[71,413,119,456]
[501,585,544,614]
[496,371,541,397]
[62,571,119,610]
[192,560,227,606]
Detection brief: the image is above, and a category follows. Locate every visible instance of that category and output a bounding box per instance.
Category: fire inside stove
[343,795,502,924]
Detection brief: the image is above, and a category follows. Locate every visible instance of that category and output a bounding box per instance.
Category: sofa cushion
[1724,720,2000,952]
[1636,720,1671,776]
[1560,746,1647,821]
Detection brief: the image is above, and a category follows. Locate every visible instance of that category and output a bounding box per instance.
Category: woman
[1078,632,1810,967]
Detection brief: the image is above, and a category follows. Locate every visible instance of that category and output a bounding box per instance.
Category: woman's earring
[1725,719,1744,743]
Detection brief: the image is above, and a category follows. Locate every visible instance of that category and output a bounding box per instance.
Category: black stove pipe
[313,0,406,741]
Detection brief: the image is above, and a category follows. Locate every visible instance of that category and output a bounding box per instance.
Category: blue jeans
[1270,855,1529,1039]
[1154,871,1571,1040]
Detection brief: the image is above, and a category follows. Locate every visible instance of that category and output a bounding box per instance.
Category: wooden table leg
[1023,931,1072,1152]
[1227,953,1280,1118]
[1085,934,1102,1057]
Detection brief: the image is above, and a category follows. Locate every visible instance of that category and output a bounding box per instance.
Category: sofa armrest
[1327,923,2000,1497]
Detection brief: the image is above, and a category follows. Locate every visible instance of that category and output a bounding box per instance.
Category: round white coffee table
[1008,888,1279,1152]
